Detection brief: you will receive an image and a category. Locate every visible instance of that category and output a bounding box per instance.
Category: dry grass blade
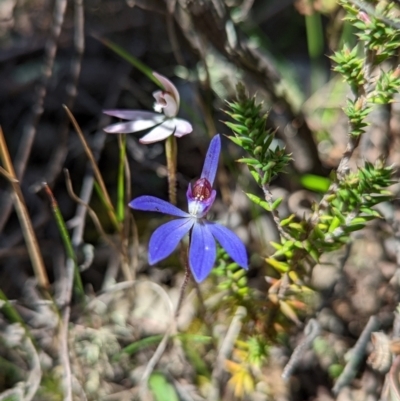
[63,105,119,229]
[0,127,49,289]
[64,169,119,252]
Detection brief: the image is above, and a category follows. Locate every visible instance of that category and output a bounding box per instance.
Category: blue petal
[200,135,221,186]
[129,196,190,218]
[149,218,194,264]
[207,222,248,269]
[189,222,216,283]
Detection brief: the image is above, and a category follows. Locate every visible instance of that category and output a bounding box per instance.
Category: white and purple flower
[129,135,248,282]
[103,72,193,144]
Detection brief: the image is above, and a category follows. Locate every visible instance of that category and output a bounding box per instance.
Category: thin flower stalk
[165,134,178,205]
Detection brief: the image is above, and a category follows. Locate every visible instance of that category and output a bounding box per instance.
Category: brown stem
[175,261,191,319]
[165,135,178,205]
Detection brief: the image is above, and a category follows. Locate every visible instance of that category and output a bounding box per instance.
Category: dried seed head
[368,332,392,373]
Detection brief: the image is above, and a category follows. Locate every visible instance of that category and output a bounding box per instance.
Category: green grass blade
[96,36,161,87]
[305,11,325,94]
[113,333,212,361]
[305,12,324,59]
[43,184,85,302]
[116,334,163,360]
[0,289,36,346]
[0,289,25,325]
[93,180,120,231]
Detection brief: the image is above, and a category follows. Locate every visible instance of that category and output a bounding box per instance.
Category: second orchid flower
[103,72,193,144]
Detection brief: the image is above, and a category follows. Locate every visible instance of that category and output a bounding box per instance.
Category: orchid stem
[165,135,177,205]
[175,261,190,319]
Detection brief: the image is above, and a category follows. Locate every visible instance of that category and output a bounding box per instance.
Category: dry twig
[282,318,321,381]
[332,315,380,395]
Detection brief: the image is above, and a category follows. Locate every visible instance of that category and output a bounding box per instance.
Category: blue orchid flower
[129,135,248,283]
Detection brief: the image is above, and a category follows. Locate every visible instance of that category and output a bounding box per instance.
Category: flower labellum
[129,135,248,282]
[152,72,181,117]
[103,72,193,144]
